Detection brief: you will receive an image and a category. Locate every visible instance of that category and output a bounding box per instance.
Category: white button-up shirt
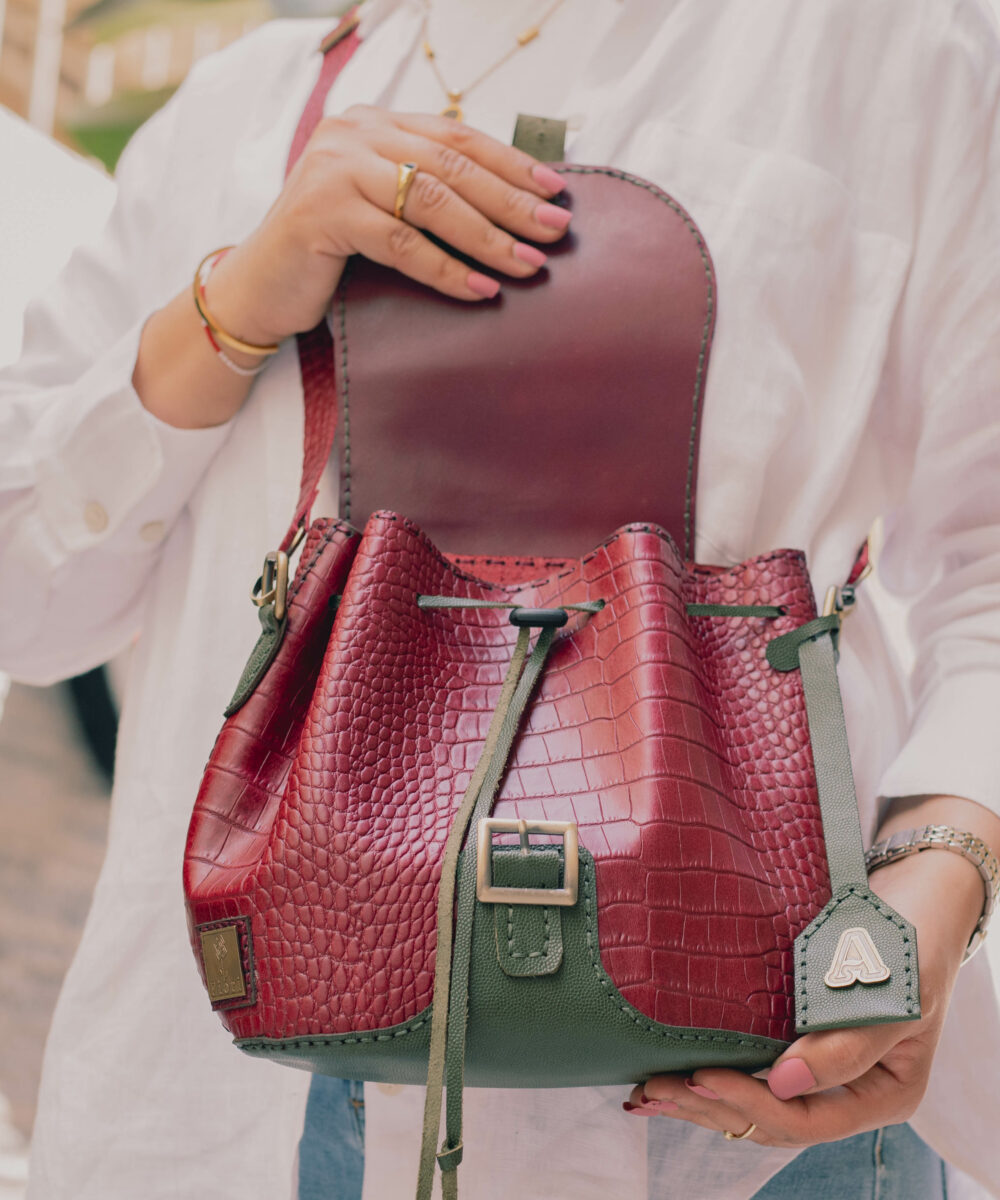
[1,1,999,1197]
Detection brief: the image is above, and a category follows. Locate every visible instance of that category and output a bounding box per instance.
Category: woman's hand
[206,106,571,346]
[624,830,988,1146]
[135,107,569,429]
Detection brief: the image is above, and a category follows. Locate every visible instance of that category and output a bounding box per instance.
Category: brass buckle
[250,526,306,622]
[252,550,289,621]
[476,818,579,907]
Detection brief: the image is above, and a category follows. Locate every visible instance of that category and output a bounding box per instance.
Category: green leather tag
[224,604,286,717]
[490,851,564,978]
[794,884,920,1033]
[512,114,567,162]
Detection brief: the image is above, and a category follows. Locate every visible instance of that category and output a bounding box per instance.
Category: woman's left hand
[625,845,985,1145]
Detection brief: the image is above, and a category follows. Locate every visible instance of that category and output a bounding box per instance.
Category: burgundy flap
[333,166,716,560]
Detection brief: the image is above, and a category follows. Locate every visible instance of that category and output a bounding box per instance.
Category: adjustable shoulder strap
[280,9,362,553]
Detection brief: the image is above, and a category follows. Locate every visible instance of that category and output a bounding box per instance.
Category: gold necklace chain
[420,0,567,121]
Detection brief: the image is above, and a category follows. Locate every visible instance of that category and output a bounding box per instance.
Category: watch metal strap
[865,824,998,963]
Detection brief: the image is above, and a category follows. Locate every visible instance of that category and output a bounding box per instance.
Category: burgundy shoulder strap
[281,10,362,552]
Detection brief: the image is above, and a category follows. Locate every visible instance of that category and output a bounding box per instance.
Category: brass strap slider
[250,525,306,621]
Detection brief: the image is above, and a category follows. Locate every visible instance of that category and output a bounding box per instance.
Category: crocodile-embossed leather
[185,511,830,1046]
[184,520,358,937]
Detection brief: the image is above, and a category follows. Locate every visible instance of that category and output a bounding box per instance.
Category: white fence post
[27,0,68,135]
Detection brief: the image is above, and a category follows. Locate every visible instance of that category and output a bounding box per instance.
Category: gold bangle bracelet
[192,247,281,357]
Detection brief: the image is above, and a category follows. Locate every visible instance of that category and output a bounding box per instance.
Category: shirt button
[83,501,108,533]
[376,1083,403,1096]
[139,520,166,543]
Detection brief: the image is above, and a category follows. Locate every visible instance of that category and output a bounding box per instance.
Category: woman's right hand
[205,106,572,348]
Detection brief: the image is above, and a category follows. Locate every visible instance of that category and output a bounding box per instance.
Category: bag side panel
[183,520,359,1027]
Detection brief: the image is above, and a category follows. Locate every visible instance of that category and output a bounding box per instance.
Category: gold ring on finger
[723,1122,757,1141]
[394,161,419,220]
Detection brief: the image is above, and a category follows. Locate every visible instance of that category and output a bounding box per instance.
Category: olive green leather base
[794,884,920,1033]
[236,848,788,1084]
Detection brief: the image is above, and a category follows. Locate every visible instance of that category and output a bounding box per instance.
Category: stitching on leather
[449,556,572,570]
[240,1013,431,1052]
[558,165,715,560]
[337,286,352,521]
[796,887,915,1025]
[371,511,805,595]
[505,905,551,958]
[287,521,357,608]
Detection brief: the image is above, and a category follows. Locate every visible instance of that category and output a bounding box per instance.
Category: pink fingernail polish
[512,242,548,268]
[467,271,500,299]
[685,1080,720,1100]
[622,1102,636,1112]
[534,203,572,230]
[768,1058,817,1100]
[531,164,566,194]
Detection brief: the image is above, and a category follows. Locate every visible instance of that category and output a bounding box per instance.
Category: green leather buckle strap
[770,621,920,1033]
[491,852,564,977]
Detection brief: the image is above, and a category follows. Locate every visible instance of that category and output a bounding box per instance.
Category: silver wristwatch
[864,824,999,963]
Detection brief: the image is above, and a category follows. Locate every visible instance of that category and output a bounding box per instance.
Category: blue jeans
[751,1122,946,1199]
[297,1078,365,1200]
[297,1076,945,1200]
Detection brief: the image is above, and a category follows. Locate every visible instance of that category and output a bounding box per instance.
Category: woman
[2,0,999,1197]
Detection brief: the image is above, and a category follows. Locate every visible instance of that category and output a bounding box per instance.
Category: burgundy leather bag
[183,16,919,1199]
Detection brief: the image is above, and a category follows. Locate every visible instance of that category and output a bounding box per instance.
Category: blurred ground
[0,682,110,1139]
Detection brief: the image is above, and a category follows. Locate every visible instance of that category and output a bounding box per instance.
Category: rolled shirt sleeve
[875,0,1000,817]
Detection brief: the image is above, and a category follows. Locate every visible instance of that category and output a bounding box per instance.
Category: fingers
[630,1029,929,1148]
[765,1024,904,1098]
[350,206,501,302]
[357,154,561,284]
[384,128,571,246]
[627,1022,930,1148]
[684,1063,911,1146]
[298,106,572,302]
[624,1078,765,1142]
[390,112,565,200]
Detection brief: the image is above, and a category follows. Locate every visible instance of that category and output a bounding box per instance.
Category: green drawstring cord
[414,596,601,1200]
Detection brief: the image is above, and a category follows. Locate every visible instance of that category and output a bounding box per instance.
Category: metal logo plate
[200,924,247,1003]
